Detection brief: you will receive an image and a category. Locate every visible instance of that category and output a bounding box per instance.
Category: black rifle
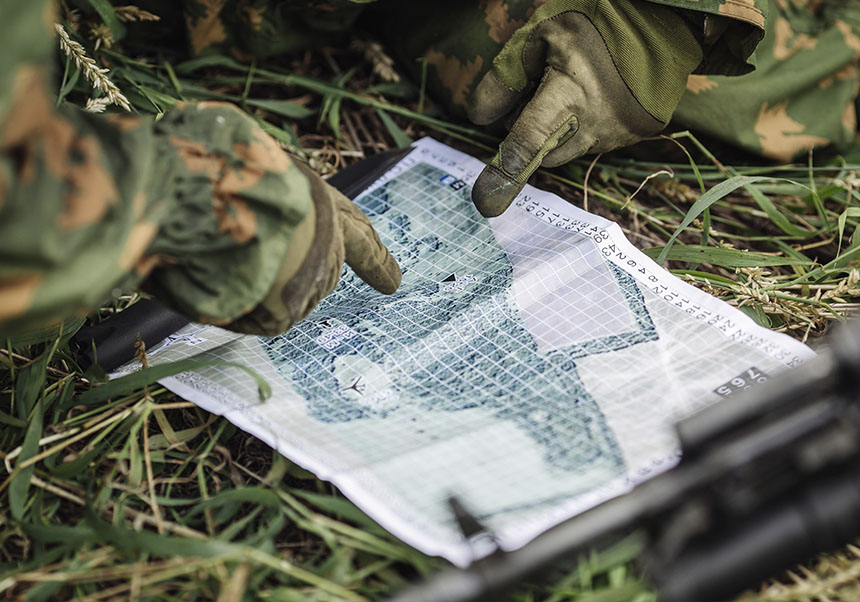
[393,319,860,602]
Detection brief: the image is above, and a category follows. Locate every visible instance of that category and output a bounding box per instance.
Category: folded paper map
[118,138,813,566]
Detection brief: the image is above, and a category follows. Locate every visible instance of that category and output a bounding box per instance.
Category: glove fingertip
[377,253,402,295]
[353,250,401,295]
[471,164,524,218]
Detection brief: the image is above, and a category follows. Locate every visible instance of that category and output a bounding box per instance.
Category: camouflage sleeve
[142,102,312,325]
[674,4,860,161]
[0,1,312,335]
[649,0,768,76]
[653,0,765,29]
[371,0,766,124]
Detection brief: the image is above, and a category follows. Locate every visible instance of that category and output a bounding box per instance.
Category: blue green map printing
[125,139,814,564]
[263,163,657,474]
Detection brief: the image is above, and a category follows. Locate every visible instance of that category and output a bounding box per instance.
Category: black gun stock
[392,319,860,602]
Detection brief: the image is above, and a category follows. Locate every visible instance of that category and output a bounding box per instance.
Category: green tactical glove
[228,161,401,335]
[468,0,704,217]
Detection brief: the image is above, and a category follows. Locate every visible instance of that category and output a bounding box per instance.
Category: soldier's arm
[0,1,399,338]
[369,0,767,216]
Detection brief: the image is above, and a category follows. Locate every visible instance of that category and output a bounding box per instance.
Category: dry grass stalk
[89,23,113,50]
[54,23,131,112]
[820,269,860,303]
[748,545,860,601]
[134,334,149,369]
[351,39,400,82]
[84,96,111,113]
[65,8,81,32]
[685,266,860,340]
[114,5,161,22]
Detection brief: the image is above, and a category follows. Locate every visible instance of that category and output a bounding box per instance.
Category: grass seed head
[54,23,131,112]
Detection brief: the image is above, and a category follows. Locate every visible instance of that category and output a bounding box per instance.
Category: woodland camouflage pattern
[1,2,313,336]
[675,2,860,160]
[2,0,859,335]
[372,0,859,162]
[174,0,860,158]
[0,0,398,338]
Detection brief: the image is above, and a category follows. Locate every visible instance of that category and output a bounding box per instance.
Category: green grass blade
[743,183,811,237]
[57,61,82,105]
[291,490,388,536]
[189,487,282,516]
[76,359,271,406]
[21,522,97,544]
[14,353,49,422]
[246,99,315,119]
[656,176,774,265]
[376,108,413,148]
[84,509,368,601]
[836,207,860,256]
[10,400,43,521]
[645,245,809,268]
[6,319,84,350]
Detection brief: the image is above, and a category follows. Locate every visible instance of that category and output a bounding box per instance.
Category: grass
[3,3,860,600]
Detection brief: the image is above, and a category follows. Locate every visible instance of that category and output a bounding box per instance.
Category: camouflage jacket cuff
[142,102,312,326]
[648,0,767,77]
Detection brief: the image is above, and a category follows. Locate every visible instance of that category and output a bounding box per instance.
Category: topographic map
[123,139,814,565]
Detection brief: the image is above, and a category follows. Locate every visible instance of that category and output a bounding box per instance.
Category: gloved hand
[228,161,401,335]
[467,0,704,217]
